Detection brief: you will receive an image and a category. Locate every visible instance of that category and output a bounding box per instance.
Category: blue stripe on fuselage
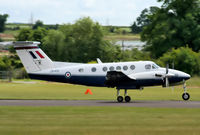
[28,74,187,89]
[28,74,106,87]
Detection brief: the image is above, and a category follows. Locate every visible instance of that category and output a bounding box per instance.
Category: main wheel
[182,93,190,101]
[125,96,131,102]
[117,96,123,103]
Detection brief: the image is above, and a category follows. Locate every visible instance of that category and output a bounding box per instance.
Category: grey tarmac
[0,100,200,108]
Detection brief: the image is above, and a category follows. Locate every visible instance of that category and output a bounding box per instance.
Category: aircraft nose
[182,72,191,80]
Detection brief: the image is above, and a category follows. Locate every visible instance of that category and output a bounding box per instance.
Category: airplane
[0,41,191,103]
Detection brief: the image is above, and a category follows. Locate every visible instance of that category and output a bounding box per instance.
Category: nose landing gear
[182,80,190,101]
[117,89,131,103]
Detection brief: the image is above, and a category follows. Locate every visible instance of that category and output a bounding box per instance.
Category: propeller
[155,63,173,87]
[165,64,169,87]
[155,62,175,88]
[171,61,175,92]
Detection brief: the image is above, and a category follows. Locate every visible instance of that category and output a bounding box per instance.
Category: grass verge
[0,106,199,135]
[0,78,199,100]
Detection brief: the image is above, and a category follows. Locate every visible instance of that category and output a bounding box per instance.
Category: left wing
[105,71,136,87]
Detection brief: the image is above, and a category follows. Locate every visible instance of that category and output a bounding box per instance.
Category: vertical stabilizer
[14,41,53,73]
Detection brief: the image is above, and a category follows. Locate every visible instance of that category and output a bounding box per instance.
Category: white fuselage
[29,61,190,89]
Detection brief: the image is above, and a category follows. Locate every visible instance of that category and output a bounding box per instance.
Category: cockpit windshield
[152,63,160,69]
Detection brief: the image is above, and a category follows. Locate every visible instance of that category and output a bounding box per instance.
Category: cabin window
[109,66,115,71]
[145,64,151,70]
[123,66,128,71]
[116,66,121,70]
[91,67,97,72]
[103,67,108,72]
[79,68,84,72]
[130,65,135,70]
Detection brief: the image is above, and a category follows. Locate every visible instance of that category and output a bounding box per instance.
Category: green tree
[42,30,65,61]
[131,22,142,34]
[32,20,44,29]
[16,28,32,41]
[0,14,8,32]
[141,0,200,58]
[131,7,159,34]
[59,17,116,63]
[157,47,200,75]
[29,27,47,43]
[16,27,47,43]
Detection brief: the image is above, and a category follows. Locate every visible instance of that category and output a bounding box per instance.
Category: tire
[182,93,190,101]
[125,96,131,103]
[117,96,123,103]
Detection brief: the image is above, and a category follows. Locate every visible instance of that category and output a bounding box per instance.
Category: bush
[157,47,200,76]
[16,28,32,41]
[0,55,23,70]
[0,56,11,70]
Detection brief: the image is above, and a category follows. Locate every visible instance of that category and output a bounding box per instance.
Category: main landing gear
[182,80,190,101]
[117,89,131,103]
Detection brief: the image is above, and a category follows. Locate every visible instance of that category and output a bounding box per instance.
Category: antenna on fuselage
[97,58,103,64]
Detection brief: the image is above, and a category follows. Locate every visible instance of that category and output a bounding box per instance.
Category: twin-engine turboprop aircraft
[0,41,191,102]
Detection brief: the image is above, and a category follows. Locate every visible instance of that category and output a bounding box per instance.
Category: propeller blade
[171,62,175,90]
[166,64,169,74]
[172,61,174,69]
[165,77,169,87]
[171,86,174,93]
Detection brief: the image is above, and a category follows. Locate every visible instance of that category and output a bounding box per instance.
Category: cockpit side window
[152,65,156,69]
[145,64,151,70]
[152,64,160,69]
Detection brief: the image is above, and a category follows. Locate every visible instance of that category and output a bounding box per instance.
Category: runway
[0,100,200,108]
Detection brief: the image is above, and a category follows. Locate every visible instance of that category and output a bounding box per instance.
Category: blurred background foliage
[1,0,200,77]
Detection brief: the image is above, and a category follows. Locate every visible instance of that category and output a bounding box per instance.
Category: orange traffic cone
[85,89,93,95]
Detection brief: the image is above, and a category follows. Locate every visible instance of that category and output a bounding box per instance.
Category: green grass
[3,30,19,37]
[0,106,199,135]
[186,76,200,87]
[6,23,31,29]
[0,77,200,100]
[0,78,199,135]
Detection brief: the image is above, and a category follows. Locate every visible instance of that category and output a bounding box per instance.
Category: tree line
[1,0,200,76]
[15,17,149,63]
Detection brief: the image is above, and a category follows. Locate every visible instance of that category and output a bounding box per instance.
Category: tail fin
[14,41,53,73]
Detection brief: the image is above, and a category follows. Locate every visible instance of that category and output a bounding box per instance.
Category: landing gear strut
[117,89,123,102]
[117,89,131,103]
[182,80,190,101]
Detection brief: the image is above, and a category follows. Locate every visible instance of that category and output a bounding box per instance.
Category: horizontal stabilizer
[1,41,53,73]
[0,41,40,47]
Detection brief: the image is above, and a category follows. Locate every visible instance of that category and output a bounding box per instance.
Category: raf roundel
[65,72,71,78]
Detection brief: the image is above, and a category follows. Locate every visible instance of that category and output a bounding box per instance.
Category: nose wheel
[182,80,190,101]
[182,93,190,101]
[117,89,131,103]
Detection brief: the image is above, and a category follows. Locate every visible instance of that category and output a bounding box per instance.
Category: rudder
[14,41,53,73]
